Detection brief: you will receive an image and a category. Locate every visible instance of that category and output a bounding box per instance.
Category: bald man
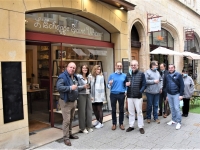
[126,60,146,134]
[57,62,86,146]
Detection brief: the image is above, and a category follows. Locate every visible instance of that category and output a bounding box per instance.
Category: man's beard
[116,69,122,74]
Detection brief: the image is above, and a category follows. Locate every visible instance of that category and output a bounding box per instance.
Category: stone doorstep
[27,114,115,150]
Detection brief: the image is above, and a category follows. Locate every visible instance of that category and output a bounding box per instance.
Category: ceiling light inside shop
[88,49,107,56]
[73,48,87,56]
[120,7,124,10]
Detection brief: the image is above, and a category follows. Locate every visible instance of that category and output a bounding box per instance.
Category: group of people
[56,60,194,146]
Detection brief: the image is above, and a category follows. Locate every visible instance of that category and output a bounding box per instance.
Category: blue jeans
[146,93,159,120]
[110,93,125,125]
[167,93,182,123]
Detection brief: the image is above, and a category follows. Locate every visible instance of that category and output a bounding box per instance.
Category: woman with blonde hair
[89,65,105,129]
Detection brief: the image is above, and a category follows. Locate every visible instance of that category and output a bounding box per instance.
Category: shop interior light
[120,7,124,10]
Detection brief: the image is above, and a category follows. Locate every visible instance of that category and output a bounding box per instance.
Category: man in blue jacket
[107,61,127,130]
[57,62,86,146]
[164,64,184,130]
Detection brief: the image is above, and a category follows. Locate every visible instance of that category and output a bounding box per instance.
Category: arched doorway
[149,28,174,69]
[131,25,140,62]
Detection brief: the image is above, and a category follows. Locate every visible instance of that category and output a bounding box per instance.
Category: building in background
[128,0,200,82]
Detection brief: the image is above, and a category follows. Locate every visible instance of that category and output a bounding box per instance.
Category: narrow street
[36,113,200,149]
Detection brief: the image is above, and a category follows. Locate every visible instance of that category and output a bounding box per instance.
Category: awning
[150,47,182,55]
[182,51,200,60]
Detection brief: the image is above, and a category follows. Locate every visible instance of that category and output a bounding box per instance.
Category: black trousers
[110,93,125,125]
[159,91,166,115]
[182,98,190,115]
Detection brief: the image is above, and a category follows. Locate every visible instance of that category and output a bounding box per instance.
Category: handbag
[164,100,171,116]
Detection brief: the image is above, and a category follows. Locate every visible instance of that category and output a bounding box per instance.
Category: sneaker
[167,120,176,125]
[87,128,93,132]
[81,129,88,134]
[92,121,99,127]
[176,123,181,130]
[155,119,160,124]
[95,123,103,129]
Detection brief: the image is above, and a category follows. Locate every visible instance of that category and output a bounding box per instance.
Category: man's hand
[109,80,113,86]
[126,82,131,86]
[166,97,168,101]
[71,85,78,90]
[179,96,183,100]
[154,80,159,84]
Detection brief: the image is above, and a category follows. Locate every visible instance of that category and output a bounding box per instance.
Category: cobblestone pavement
[36,113,200,149]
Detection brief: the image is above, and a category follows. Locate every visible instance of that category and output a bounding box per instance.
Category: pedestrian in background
[89,65,105,129]
[107,62,127,130]
[164,64,184,130]
[126,60,146,134]
[57,62,86,146]
[77,65,93,134]
[182,69,194,117]
[159,63,168,118]
[145,60,162,124]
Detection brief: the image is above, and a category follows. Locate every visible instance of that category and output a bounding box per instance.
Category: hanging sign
[185,30,194,40]
[147,13,162,33]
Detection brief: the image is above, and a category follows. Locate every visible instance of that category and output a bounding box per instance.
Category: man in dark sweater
[164,64,184,130]
[159,63,168,118]
[125,60,146,134]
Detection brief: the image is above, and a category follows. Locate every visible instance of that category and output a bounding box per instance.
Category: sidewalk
[35,113,200,149]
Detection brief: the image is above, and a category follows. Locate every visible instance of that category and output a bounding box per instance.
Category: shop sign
[33,17,103,38]
[148,17,161,32]
[185,30,194,40]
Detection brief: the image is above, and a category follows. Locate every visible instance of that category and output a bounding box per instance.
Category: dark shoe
[182,114,185,116]
[139,128,145,134]
[163,114,167,118]
[69,134,79,139]
[64,139,71,146]
[184,114,188,117]
[147,119,151,124]
[158,113,162,116]
[112,124,116,130]
[119,124,125,130]
[126,127,134,132]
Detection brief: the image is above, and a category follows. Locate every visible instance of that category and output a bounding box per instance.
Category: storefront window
[184,35,200,53]
[25,12,110,42]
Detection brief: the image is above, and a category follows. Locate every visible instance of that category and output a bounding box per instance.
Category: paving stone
[34,113,200,150]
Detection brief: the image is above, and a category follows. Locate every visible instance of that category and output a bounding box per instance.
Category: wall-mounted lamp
[120,7,124,10]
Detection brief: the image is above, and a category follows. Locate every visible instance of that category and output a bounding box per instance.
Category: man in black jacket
[125,60,146,134]
[159,63,168,118]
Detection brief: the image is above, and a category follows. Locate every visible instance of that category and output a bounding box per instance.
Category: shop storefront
[25,11,114,129]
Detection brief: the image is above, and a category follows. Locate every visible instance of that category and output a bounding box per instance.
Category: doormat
[29,120,50,133]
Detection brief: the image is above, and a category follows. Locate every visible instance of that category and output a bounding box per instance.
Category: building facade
[0,0,134,149]
[127,0,200,82]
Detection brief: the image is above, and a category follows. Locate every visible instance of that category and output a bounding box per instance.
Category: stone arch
[129,18,147,71]
[161,21,182,71]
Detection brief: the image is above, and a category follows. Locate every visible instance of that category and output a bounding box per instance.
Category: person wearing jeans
[145,61,162,124]
[107,62,127,130]
[164,64,184,130]
[125,60,146,134]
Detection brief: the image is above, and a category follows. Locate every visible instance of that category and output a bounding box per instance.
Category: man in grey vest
[125,60,146,134]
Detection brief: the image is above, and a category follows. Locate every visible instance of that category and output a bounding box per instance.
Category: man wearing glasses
[107,62,127,130]
[125,60,146,134]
